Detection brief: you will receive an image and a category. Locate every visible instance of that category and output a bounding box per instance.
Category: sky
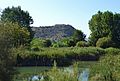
[0,0,120,37]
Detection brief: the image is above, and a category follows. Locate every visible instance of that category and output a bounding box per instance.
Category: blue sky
[0,0,120,37]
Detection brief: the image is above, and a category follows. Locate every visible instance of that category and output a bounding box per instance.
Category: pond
[14,61,96,81]
[63,67,89,81]
[14,67,89,81]
[28,68,89,81]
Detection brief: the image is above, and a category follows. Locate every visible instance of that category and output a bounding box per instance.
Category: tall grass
[14,47,105,66]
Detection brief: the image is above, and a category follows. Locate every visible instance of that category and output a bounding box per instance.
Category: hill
[31,24,76,41]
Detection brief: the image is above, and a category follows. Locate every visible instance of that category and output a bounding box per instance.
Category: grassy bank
[14,47,104,66]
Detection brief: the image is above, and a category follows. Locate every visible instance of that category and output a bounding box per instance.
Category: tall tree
[0,21,30,46]
[89,11,120,47]
[0,6,33,40]
[0,22,17,81]
[72,29,86,43]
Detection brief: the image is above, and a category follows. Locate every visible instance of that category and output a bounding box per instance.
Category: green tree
[72,29,86,44]
[89,11,120,47]
[111,13,120,47]
[1,6,33,39]
[0,21,30,46]
[89,11,113,46]
[0,22,17,81]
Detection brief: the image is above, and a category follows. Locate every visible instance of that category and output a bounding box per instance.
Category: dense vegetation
[0,6,33,81]
[0,22,17,81]
[90,54,120,81]
[14,47,105,66]
[1,6,34,42]
[89,11,120,47]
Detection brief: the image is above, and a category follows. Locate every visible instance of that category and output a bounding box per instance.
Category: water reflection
[29,75,44,81]
[78,68,89,81]
[64,67,89,81]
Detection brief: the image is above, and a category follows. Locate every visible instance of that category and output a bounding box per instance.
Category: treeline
[2,6,120,49]
[29,11,120,49]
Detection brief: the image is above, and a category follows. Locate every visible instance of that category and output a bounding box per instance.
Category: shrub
[76,41,88,47]
[30,38,51,50]
[52,41,68,47]
[60,38,76,47]
[52,38,76,47]
[14,47,105,66]
[105,47,120,55]
[96,37,113,48]
[52,43,59,48]
[90,55,120,81]
[44,62,79,81]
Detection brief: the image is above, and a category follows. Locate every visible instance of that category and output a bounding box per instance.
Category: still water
[15,66,89,81]
[30,68,89,81]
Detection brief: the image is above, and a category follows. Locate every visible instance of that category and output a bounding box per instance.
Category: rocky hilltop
[32,24,76,41]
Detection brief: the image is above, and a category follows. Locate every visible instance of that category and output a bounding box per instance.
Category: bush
[52,38,75,47]
[76,41,88,47]
[105,47,120,55]
[96,37,113,48]
[52,41,68,47]
[44,62,79,81]
[90,55,120,81]
[14,47,105,66]
[30,38,51,50]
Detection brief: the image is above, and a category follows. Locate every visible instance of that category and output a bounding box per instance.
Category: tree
[1,6,33,39]
[59,38,75,47]
[0,22,17,81]
[89,11,120,47]
[0,21,30,46]
[72,30,86,44]
[111,13,120,47]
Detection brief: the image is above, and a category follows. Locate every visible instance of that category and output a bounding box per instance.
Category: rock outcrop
[32,24,76,41]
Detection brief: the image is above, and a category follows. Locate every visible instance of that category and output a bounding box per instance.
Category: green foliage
[52,42,60,48]
[0,21,30,46]
[96,37,113,48]
[30,38,51,50]
[89,11,120,47]
[60,38,74,47]
[1,6,33,39]
[90,55,120,81]
[52,38,75,47]
[44,62,79,81]
[76,41,88,47]
[72,30,86,44]
[89,48,120,81]
[14,47,105,66]
[0,22,16,81]
[16,47,105,58]
[105,47,120,55]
